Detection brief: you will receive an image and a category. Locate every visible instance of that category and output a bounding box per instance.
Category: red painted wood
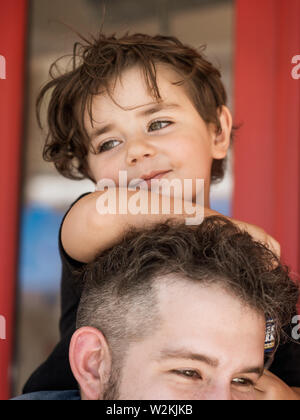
[0,0,28,400]
[273,0,300,283]
[233,0,300,287]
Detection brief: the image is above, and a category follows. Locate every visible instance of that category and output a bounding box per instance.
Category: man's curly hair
[37,32,238,184]
[76,216,299,365]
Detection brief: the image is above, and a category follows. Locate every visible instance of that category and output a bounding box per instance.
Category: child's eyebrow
[136,102,181,117]
[89,102,181,141]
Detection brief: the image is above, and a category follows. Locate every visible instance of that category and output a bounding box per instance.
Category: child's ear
[211,106,232,160]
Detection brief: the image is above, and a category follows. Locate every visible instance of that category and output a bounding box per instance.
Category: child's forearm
[63,187,279,263]
[89,187,280,259]
[292,388,300,398]
[87,187,218,259]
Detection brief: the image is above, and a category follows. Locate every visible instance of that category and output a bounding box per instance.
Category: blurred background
[1,0,299,400]
[15,0,234,395]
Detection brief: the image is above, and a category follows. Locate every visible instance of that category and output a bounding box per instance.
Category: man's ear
[211,106,233,160]
[69,327,112,400]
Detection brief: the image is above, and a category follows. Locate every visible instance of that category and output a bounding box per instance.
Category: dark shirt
[267,323,300,387]
[13,390,81,401]
[23,193,300,393]
[23,192,91,393]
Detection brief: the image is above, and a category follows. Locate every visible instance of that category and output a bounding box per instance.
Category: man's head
[70,216,299,400]
[38,32,234,203]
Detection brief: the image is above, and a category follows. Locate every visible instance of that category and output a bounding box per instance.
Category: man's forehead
[155,277,266,339]
[147,279,266,371]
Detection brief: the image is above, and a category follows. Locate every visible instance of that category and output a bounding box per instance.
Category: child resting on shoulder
[23,32,299,399]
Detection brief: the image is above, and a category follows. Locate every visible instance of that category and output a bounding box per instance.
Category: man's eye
[174,370,202,380]
[149,120,172,132]
[232,377,255,387]
[97,140,121,153]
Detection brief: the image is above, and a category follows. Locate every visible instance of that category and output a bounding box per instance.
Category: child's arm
[255,370,300,400]
[61,187,280,263]
[232,219,281,257]
[61,187,217,263]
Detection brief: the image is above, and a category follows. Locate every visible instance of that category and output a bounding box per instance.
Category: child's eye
[97,139,121,154]
[96,120,172,153]
[148,120,172,132]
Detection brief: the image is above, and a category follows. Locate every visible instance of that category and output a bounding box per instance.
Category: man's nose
[126,138,157,166]
[200,383,232,401]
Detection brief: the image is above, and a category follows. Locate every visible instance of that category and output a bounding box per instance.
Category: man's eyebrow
[241,366,265,377]
[89,102,181,141]
[157,349,265,376]
[157,349,219,367]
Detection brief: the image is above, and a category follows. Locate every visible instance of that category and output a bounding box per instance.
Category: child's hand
[255,370,300,400]
[233,220,281,258]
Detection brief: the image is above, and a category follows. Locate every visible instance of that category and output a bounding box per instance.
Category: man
[14,216,299,400]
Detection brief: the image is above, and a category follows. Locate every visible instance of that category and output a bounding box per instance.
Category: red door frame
[0,0,28,400]
[233,0,300,287]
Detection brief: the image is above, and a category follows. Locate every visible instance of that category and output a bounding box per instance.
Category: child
[23,32,299,397]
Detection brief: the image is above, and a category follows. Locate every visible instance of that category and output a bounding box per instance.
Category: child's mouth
[139,170,172,187]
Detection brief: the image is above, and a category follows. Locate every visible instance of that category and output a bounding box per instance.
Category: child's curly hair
[37,32,237,184]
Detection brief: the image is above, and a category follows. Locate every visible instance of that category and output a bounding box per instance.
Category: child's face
[86,64,230,205]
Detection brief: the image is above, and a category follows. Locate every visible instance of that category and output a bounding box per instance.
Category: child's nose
[126,138,157,166]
